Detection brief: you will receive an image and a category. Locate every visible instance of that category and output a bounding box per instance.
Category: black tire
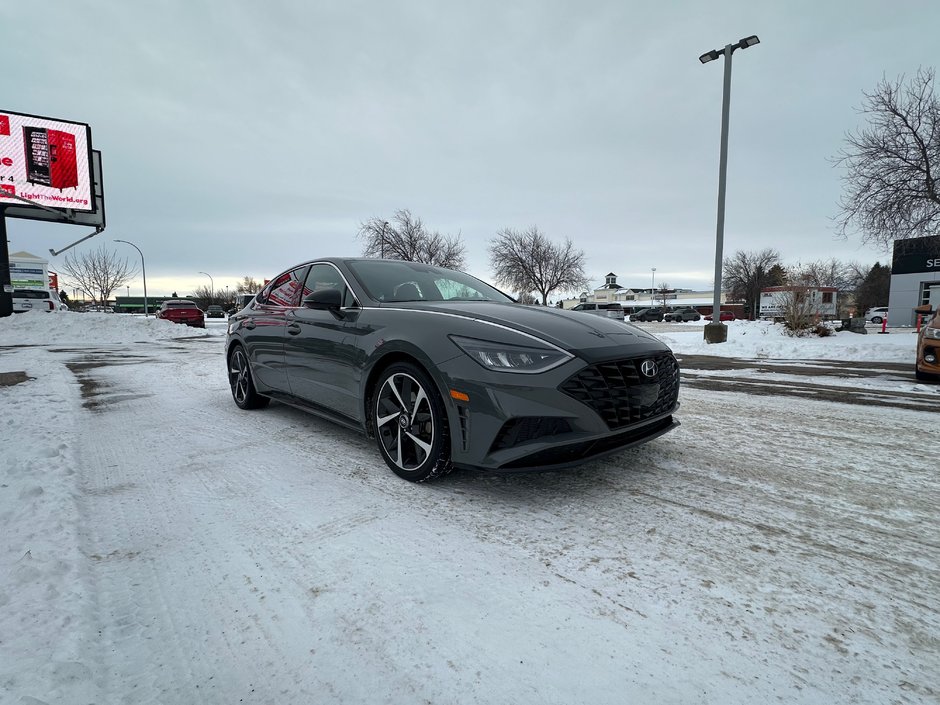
[372,362,452,482]
[228,345,270,410]
[872,316,883,324]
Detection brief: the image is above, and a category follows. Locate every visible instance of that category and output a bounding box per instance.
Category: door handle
[287,323,302,335]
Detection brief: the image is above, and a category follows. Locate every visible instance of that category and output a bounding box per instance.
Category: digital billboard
[0,109,95,214]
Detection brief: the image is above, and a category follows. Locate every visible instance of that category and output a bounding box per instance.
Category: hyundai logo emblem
[640,360,658,378]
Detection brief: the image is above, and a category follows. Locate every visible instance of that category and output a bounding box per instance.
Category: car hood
[394,301,669,361]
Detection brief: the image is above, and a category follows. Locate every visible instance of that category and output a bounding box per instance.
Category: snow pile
[0,311,210,346]
[657,320,917,363]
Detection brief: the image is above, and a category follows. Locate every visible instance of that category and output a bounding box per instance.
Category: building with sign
[9,250,49,289]
[887,235,940,326]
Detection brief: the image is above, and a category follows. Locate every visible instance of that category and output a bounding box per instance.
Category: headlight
[449,336,573,374]
[926,327,940,340]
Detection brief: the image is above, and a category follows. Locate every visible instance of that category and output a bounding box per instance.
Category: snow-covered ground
[1,313,937,704]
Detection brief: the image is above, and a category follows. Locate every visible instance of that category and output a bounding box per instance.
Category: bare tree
[779,284,819,336]
[358,209,467,269]
[794,258,858,291]
[59,245,137,305]
[488,227,589,305]
[835,68,940,249]
[657,283,671,309]
[722,248,784,319]
[190,285,213,310]
[235,276,261,294]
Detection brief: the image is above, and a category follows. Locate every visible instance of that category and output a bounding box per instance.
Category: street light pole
[380,221,389,259]
[199,271,214,305]
[699,35,760,343]
[651,267,656,304]
[114,239,149,317]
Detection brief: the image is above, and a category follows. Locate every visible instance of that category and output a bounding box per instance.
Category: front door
[283,263,363,421]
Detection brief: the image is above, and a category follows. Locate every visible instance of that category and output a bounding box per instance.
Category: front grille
[560,353,679,430]
[490,417,572,452]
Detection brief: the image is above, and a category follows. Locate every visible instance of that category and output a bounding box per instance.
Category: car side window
[261,266,309,308]
[303,263,355,307]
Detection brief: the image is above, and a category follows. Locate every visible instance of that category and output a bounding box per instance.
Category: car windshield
[347,260,513,303]
[166,302,198,308]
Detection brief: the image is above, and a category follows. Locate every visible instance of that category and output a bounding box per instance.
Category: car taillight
[48,301,55,311]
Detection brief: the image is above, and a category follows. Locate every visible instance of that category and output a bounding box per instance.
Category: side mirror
[303,288,342,310]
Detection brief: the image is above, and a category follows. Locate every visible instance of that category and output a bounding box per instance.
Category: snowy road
[3,327,939,704]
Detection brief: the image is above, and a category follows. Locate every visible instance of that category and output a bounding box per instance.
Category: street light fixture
[114,239,149,317]
[199,271,214,305]
[699,34,760,344]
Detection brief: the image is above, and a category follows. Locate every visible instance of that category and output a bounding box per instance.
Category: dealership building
[887,235,940,326]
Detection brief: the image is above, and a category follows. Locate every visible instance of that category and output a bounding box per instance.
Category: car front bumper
[434,351,680,472]
[918,339,940,375]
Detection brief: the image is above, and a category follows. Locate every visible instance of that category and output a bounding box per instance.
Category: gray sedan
[226,258,679,482]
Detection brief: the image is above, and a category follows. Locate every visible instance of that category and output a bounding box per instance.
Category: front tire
[228,345,270,410]
[372,363,452,482]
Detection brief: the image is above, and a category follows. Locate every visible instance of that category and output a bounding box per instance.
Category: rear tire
[228,345,270,410]
[872,316,883,324]
[372,362,452,482]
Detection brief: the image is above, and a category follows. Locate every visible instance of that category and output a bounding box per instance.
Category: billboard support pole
[48,225,105,257]
[0,207,11,318]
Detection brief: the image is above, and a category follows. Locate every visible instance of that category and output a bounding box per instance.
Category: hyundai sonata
[225,258,679,482]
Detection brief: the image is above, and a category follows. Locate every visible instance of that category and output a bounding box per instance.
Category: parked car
[157,299,205,328]
[81,304,114,313]
[631,307,667,322]
[663,307,701,322]
[865,307,889,324]
[11,288,63,313]
[704,310,736,322]
[570,302,625,320]
[226,258,680,482]
[206,305,226,318]
[914,304,940,381]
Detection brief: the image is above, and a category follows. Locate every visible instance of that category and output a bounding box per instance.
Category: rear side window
[261,266,309,307]
[14,290,50,299]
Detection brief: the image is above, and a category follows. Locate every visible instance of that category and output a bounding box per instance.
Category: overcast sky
[4,0,939,297]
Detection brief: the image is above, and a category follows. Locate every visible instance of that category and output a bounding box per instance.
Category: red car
[157,299,205,328]
[704,310,736,322]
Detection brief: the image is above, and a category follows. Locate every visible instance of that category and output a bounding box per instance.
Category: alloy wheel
[375,372,436,471]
